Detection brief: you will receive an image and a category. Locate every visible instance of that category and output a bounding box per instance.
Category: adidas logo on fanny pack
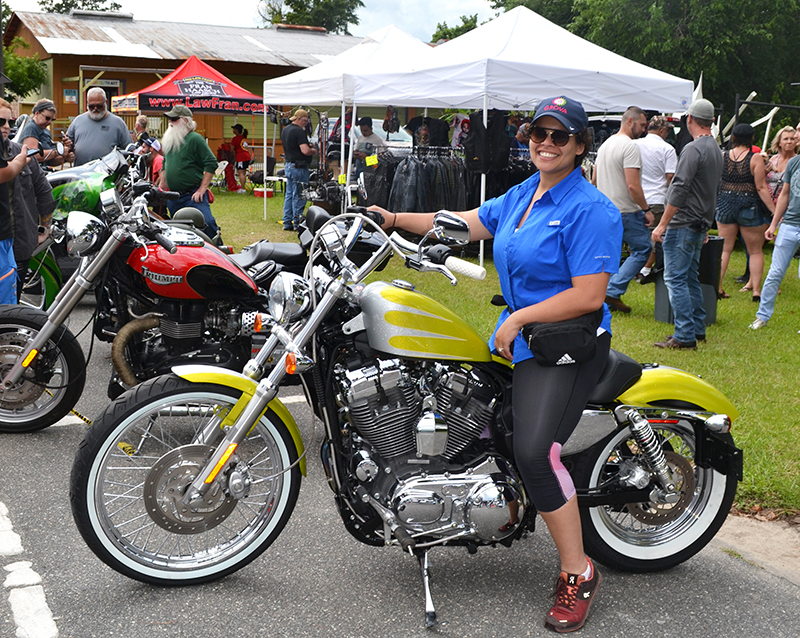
[555,353,576,365]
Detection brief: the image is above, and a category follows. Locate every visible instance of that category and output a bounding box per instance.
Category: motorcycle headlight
[268,272,311,324]
[66,211,108,257]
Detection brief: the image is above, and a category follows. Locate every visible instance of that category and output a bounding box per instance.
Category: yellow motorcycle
[70,208,742,627]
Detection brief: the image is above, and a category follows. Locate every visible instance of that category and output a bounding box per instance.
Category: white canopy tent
[261,25,433,220]
[354,6,694,113]
[262,8,693,261]
[262,25,432,106]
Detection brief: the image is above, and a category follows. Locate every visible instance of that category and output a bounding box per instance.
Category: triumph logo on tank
[141,267,183,285]
[173,76,229,98]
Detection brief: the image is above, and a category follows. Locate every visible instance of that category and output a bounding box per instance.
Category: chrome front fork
[2,229,127,390]
[182,278,347,506]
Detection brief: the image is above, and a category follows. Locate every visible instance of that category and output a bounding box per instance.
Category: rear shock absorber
[625,409,679,503]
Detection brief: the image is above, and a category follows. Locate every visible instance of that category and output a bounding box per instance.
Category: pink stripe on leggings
[549,442,576,503]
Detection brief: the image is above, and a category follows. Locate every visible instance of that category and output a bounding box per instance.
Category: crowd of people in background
[0,95,240,305]
[590,102,800,346]
[2,89,799,343]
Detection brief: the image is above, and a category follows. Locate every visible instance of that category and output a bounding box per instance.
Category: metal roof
[5,11,360,69]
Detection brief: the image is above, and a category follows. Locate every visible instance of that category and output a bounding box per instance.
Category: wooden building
[3,9,360,158]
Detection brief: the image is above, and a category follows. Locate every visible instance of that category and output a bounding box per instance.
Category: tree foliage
[568,0,796,110]
[490,0,575,26]
[38,0,122,12]
[258,0,364,35]
[2,3,13,34]
[431,14,479,43]
[3,37,49,101]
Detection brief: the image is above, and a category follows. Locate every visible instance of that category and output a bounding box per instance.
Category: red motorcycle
[0,183,308,432]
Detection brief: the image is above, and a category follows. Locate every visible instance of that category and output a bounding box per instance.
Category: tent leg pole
[268,103,274,221]
[479,96,488,268]
[344,103,358,215]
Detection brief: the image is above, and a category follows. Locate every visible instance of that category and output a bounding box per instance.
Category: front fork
[181,278,345,507]
[1,229,126,390]
[181,235,394,506]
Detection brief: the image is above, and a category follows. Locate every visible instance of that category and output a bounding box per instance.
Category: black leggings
[511,332,611,513]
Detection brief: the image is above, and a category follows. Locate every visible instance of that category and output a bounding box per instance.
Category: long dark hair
[574,128,591,168]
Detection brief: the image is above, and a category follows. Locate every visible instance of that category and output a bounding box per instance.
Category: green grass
[212,189,800,511]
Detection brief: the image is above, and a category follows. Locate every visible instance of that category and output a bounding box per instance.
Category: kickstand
[415,549,436,628]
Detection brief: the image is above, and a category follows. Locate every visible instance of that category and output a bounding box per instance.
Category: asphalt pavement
[2,299,800,638]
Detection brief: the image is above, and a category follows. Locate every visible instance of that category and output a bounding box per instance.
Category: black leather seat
[586,349,643,404]
[229,240,306,269]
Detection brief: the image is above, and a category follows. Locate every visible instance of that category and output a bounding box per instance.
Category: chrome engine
[334,359,525,544]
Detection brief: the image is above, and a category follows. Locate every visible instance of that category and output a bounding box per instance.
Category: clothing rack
[412,145,466,157]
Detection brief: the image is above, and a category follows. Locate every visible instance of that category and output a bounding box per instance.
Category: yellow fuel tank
[359,281,492,361]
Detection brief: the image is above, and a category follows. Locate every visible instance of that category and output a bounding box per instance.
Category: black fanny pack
[521,308,603,366]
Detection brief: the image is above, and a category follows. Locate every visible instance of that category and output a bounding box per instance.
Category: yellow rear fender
[618,365,739,421]
[172,365,306,475]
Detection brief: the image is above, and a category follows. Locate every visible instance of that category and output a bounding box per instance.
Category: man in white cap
[652,99,723,349]
[280,108,316,231]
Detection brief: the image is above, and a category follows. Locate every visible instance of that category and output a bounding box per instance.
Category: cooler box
[253,188,273,198]
[654,235,723,326]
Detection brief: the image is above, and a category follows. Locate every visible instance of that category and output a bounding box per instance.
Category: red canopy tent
[111,55,265,115]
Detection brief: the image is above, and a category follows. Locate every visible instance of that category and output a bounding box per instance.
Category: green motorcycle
[21,149,130,310]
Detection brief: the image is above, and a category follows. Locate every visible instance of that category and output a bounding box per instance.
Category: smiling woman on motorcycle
[369,96,622,633]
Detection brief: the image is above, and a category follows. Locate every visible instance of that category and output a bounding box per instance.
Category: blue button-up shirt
[479,167,622,363]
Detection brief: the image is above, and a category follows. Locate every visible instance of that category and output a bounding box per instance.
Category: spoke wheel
[576,420,737,572]
[0,306,86,432]
[70,374,301,585]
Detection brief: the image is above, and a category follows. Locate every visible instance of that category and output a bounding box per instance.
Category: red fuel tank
[128,240,258,300]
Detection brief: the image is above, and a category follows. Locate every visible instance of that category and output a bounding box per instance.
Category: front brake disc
[143,444,237,534]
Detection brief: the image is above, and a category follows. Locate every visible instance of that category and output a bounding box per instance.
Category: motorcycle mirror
[319,223,347,263]
[432,211,470,245]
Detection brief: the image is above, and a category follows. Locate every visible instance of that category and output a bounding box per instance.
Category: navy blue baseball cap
[533,96,588,133]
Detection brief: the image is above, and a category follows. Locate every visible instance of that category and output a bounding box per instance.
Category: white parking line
[1,502,59,637]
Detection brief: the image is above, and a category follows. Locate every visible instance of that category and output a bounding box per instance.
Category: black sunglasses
[167,116,180,122]
[529,126,575,147]
[87,103,105,111]
[0,118,16,127]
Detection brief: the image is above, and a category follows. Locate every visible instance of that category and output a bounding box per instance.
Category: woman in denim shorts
[715,123,775,300]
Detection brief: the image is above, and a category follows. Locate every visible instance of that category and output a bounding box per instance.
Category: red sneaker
[544,558,602,633]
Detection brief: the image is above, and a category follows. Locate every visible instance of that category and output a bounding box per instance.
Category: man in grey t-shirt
[65,87,131,166]
[652,99,723,349]
[595,106,652,313]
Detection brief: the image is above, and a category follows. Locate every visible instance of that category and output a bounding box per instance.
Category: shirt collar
[526,166,583,206]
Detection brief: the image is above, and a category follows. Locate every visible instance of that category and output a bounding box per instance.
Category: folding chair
[211,160,229,193]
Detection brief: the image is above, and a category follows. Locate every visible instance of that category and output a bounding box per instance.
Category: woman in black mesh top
[715,123,775,301]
